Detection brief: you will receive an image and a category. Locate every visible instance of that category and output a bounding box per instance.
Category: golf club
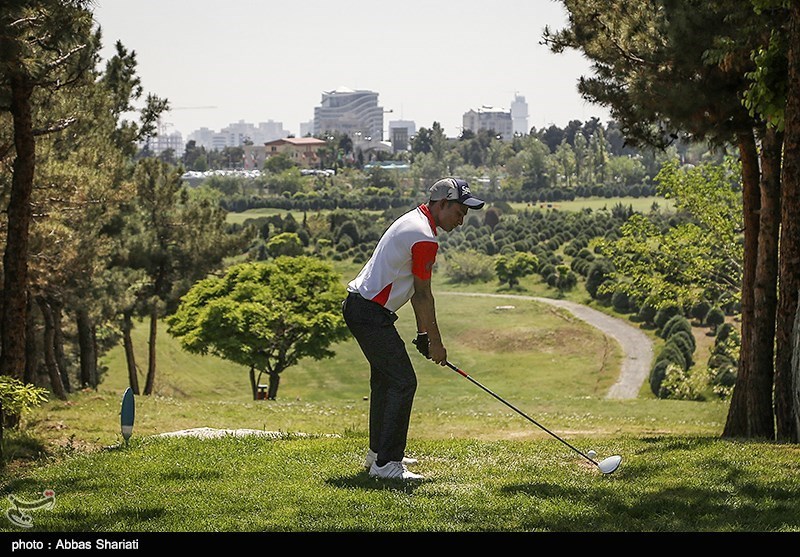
[444,361,622,474]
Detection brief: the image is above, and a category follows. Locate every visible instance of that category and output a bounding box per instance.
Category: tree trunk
[144,306,158,395]
[776,1,800,443]
[747,127,782,439]
[51,299,71,394]
[122,313,140,395]
[37,298,67,401]
[793,289,800,439]
[24,293,38,385]
[723,131,761,438]
[267,371,280,400]
[76,308,98,388]
[249,366,257,400]
[1,73,35,381]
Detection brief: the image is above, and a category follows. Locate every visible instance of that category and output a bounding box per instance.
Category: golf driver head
[597,455,622,474]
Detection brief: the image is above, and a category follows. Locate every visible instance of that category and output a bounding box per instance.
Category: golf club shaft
[445,361,598,465]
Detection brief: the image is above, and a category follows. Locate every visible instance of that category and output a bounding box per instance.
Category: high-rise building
[188,120,289,151]
[511,94,529,136]
[388,120,416,152]
[462,106,514,141]
[314,87,385,141]
[300,120,314,137]
[144,131,184,157]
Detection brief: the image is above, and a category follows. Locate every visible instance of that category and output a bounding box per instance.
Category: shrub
[667,333,695,368]
[539,263,555,279]
[659,366,708,401]
[690,300,711,324]
[715,322,738,345]
[334,234,353,253]
[649,359,671,397]
[494,252,538,288]
[443,250,495,283]
[484,208,501,229]
[637,299,658,325]
[571,258,588,276]
[654,304,682,332]
[0,376,49,429]
[705,307,726,333]
[335,220,360,245]
[556,267,578,292]
[656,342,688,371]
[595,279,615,304]
[708,352,735,371]
[611,289,632,313]
[670,329,696,352]
[711,362,737,388]
[267,232,304,257]
[661,315,693,340]
[585,259,614,299]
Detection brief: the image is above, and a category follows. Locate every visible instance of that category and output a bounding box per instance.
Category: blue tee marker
[120,387,135,445]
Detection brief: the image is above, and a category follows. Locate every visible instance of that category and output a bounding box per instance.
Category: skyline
[91,0,612,140]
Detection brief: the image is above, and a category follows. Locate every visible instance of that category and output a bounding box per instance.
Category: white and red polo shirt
[347,204,438,312]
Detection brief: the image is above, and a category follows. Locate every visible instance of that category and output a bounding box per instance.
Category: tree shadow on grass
[34,505,169,532]
[501,438,800,531]
[325,473,427,494]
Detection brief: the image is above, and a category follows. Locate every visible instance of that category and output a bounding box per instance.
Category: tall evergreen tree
[125,158,248,395]
[0,0,96,380]
[544,0,788,440]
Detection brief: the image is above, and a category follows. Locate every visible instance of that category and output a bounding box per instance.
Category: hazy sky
[91,0,611,139]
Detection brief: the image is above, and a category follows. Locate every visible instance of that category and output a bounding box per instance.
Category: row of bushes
[646,311,740,401]
[650,315,697,397]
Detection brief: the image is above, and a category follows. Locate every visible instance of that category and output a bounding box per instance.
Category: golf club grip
[445,361,468,377]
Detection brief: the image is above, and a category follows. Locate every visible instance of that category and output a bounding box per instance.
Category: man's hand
[428,337,447,365]
[412,332,430,358]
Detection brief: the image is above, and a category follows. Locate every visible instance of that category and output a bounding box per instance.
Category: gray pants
[342,291,417,464]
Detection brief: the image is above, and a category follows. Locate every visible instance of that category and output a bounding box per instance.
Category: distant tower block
[511,93,529,136]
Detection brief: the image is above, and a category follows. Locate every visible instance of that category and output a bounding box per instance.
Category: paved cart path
[441,292,653,399]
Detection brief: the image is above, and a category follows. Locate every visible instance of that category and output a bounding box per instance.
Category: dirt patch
[461,327,596,353]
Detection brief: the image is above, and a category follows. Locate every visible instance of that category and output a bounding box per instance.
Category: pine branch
[32,117,77,136]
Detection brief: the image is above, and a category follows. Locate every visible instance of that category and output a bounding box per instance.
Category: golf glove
[412,332,430,358]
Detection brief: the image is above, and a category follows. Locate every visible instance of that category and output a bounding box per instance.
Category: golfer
[342,177,485,480]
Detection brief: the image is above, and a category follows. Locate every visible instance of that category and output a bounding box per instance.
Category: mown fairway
[5,276,795,534]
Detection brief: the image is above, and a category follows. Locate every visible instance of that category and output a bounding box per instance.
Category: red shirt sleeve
[411,241,438,280]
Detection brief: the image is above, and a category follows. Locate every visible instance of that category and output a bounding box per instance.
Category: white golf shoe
[369,460,424,480]
[364,449,418,470]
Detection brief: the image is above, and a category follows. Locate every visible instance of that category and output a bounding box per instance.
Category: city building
[511,94,529,136]
[143,130,184,157]
[388,120,416,152]
[300,120,314,137]
[242,137,326,170]
[462,106,514,141]
[188,120,290,151]
[314,87,385,141]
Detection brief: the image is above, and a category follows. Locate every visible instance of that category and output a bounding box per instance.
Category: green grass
[1,278,796,532]
[224,196,672,226]
[3,434,799,532]
[508,195,674,213]
[226,207,384,225]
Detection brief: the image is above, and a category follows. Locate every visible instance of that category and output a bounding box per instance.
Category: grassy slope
[5,255,799,533]
[25,276,727,454]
